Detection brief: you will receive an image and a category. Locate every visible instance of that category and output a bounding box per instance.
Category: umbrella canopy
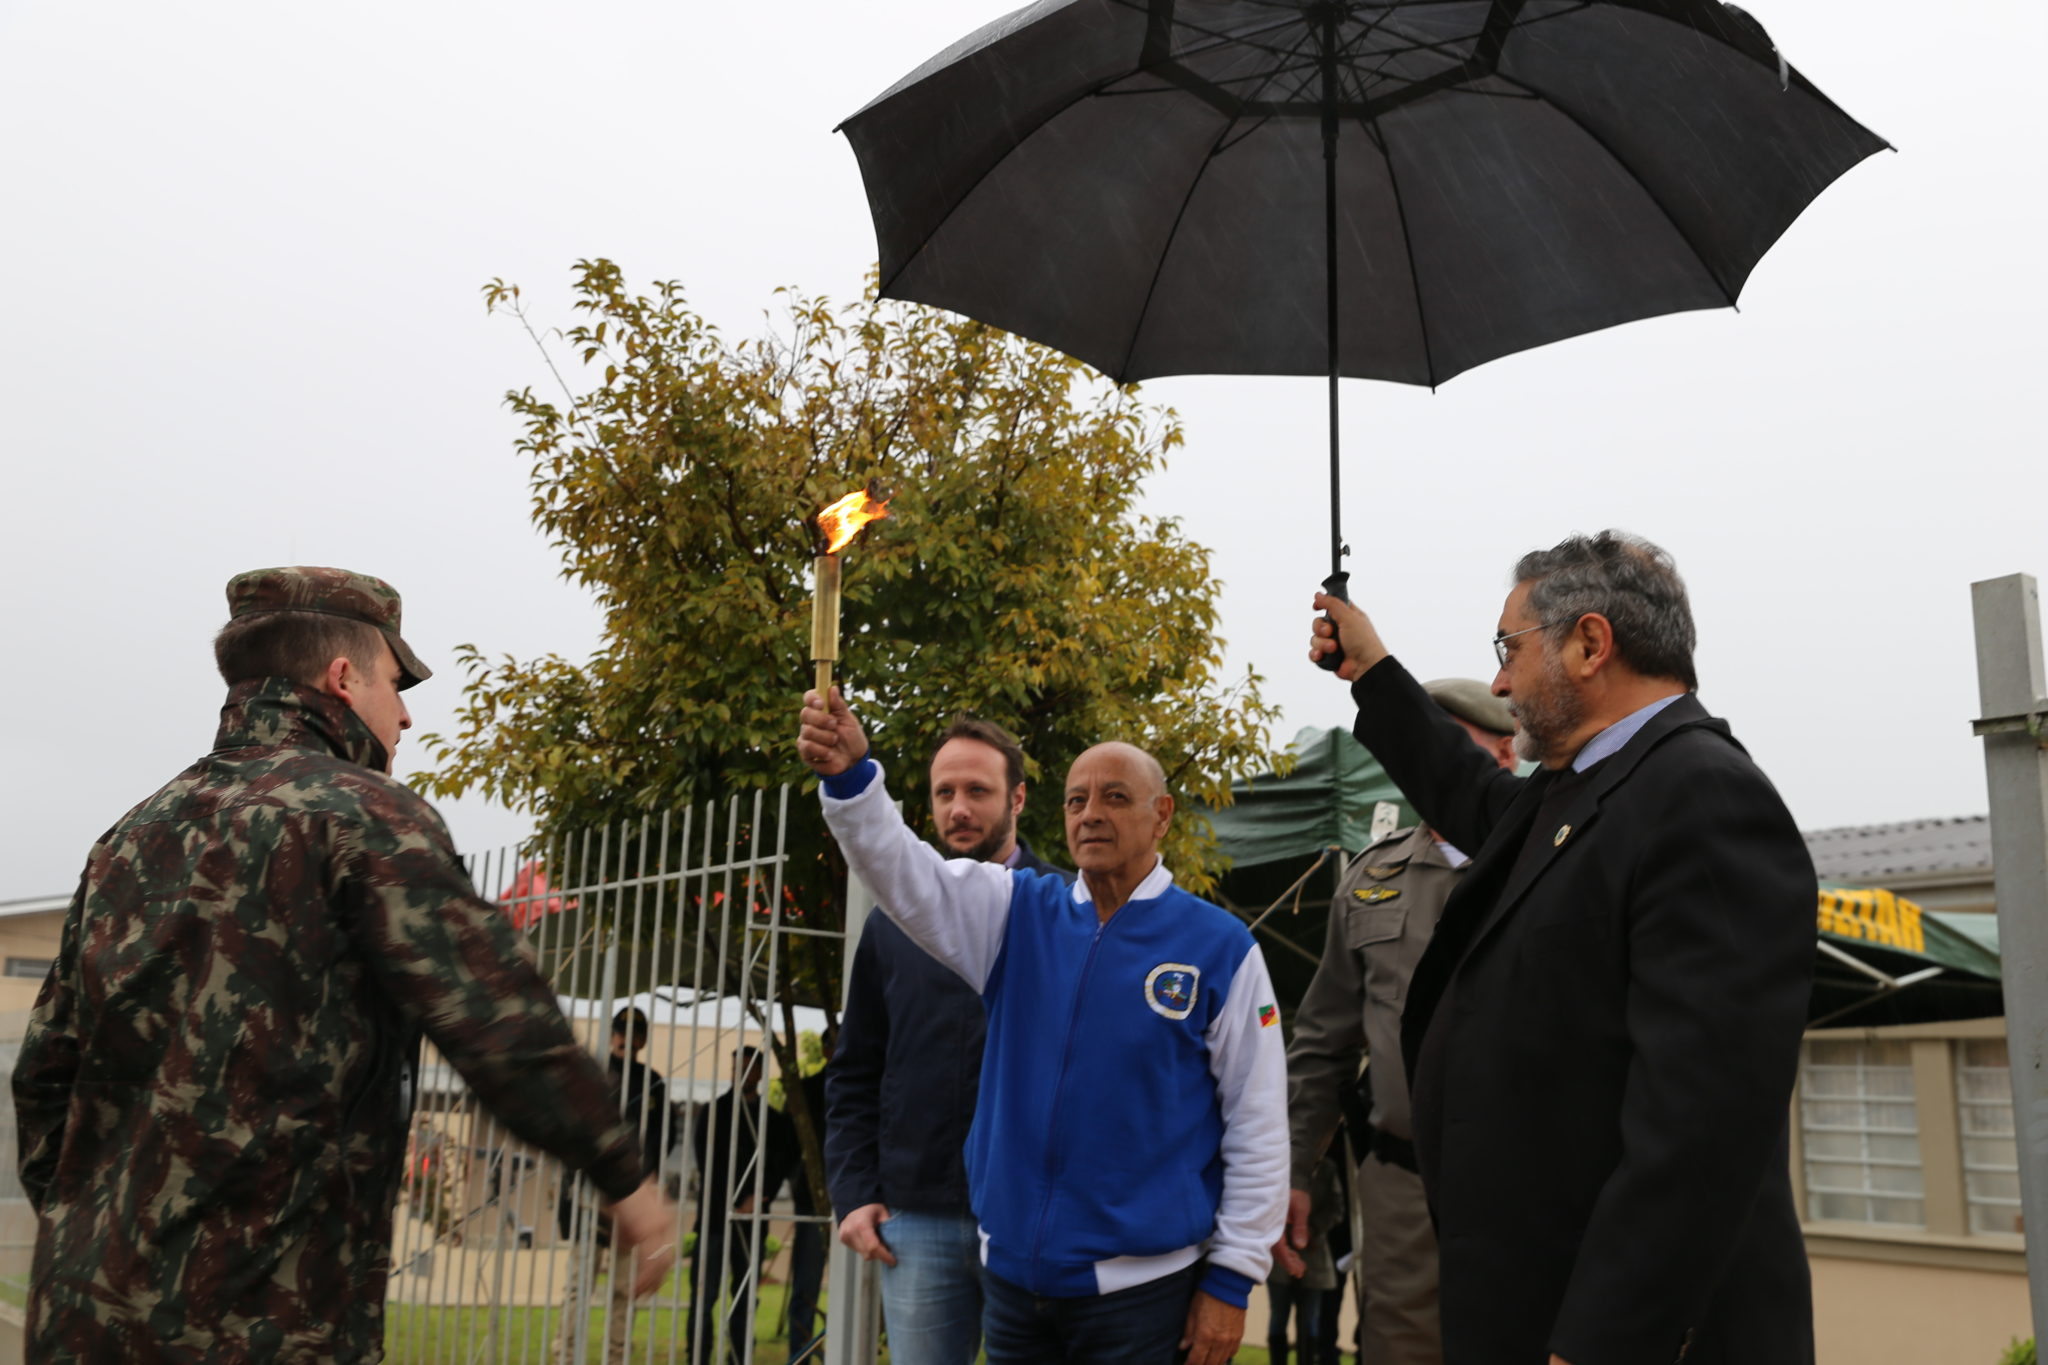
[842,1,1888,581]
[843,0,1885,387]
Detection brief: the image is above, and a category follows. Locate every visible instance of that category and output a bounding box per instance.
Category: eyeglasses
[1492,622,1554,668]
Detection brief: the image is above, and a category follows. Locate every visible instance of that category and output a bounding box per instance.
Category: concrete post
[822,867,881,1365]
[1971,573,2048,1342]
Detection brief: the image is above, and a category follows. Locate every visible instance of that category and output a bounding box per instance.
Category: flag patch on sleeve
[1258,1004,1278,1028]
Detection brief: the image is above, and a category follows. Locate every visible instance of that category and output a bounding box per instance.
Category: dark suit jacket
[1352,659,1814,1365]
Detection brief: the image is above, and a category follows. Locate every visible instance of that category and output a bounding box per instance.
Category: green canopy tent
[1205,729,2005,1027]
[1810,884,2003,1027]
[1205,727,1414,1016]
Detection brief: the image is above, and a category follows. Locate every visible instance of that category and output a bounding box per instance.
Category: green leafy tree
[418,259,1283,1205]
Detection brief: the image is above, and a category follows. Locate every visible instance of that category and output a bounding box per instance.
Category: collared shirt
[1070,855,1172,909]
[1571,692,1686,772]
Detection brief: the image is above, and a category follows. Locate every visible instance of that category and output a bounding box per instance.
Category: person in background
[782,1025,839,1360]
[557,1006,673,1365]
[1264,1156,1341,1365]
[689,1047,784,1365]
[1278,678,1518,1365]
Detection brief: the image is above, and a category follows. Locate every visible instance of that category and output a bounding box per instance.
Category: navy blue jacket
[824,840,1070,1217]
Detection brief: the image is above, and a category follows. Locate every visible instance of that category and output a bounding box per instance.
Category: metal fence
[381,785,871,1365]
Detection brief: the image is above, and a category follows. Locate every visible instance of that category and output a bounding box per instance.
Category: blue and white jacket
[821,761,1288,1308]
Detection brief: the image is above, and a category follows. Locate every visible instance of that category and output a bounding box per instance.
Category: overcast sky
[1,0,2041,902]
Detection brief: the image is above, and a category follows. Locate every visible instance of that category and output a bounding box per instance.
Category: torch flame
[816,485,891,554]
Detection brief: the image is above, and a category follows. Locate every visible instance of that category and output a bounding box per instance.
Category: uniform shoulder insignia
[1352,886,1401,904]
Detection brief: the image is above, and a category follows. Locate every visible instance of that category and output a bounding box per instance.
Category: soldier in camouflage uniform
[12,567,678,1364]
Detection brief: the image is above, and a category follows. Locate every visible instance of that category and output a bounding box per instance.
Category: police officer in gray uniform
[1276,679,1516,1365]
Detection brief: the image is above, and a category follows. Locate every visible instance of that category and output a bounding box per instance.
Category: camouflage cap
[225,566,432,690]
[1423,677,1515,736]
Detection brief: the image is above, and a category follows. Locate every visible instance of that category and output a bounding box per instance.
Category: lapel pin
[1553,824,1572,848]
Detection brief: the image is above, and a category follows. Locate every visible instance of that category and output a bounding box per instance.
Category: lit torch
[810,481,891,695]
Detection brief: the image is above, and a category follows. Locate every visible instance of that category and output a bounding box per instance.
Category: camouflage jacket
[12,679,644,1363]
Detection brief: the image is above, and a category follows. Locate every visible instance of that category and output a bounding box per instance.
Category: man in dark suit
[1305,531,1815,1365]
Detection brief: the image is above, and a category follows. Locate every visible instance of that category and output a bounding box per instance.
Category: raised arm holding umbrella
[839,0,1885,628]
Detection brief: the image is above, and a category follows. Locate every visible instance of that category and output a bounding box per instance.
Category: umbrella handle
[1315,571,1350,672]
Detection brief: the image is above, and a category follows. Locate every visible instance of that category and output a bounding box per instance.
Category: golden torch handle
[810,553,842,696]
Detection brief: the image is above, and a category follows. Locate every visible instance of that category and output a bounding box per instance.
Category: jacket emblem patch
[1258,1004,1278,1028]
[1144,963,1200,1020]
[1353,886,1401,904]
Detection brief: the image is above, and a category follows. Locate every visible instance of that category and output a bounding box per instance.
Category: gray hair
[1513,531,1697,690]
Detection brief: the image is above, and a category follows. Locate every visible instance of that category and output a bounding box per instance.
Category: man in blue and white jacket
[799,688,1288,1365]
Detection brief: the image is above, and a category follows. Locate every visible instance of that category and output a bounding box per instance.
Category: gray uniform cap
[1422,677,1514,736]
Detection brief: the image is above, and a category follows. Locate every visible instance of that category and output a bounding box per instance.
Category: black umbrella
[839,0,1886,611]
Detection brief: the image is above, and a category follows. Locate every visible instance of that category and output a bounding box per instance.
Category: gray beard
[1512,653,1585,767]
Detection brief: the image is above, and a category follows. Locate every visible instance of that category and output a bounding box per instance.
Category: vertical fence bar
[683,800,719,1365]
[513,826,566,1365]
[594,821,632,1361]
[738,788,772,1365]
[823,859,881,1365]
[466,839,501,1350]
[711,795,746,1365]
[620,812,654,1363]
[658,803,694,1365]
[557,824,601,1363]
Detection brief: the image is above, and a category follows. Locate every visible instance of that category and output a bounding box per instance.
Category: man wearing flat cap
[1275,679,1516,1365]
[13,567,678,1363]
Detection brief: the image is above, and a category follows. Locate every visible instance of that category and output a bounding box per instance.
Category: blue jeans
[875,1210,984,1365]
[982,1263,1199,1365]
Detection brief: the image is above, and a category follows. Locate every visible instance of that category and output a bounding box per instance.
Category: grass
[381,1280,805,1365]
[10,1270,1308,1365]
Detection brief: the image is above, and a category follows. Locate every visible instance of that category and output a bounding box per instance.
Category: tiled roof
[1803,815,1992,881]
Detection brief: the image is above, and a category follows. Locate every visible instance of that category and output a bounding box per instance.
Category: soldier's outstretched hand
[799,687,870,777]
[606,1179,681,1297]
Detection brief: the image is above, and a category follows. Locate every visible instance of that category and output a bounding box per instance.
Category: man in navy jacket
[800,694,1288,1365]
[826,718,1071,1365]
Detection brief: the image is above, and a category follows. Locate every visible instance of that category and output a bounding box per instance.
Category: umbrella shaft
[1321,7,1343,581]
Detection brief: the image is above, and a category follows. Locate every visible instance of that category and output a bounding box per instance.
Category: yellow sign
[1816,887,1925,955]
